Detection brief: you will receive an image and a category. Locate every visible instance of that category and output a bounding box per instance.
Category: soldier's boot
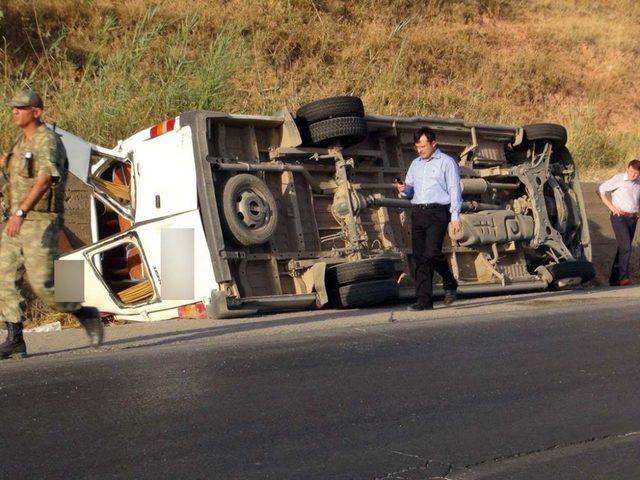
[73,307,104,348]
[0,322,27,359]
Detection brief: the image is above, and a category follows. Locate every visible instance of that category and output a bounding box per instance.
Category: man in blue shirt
[396,127,462,310]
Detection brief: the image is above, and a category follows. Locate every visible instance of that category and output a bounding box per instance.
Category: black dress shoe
[443,289,457,306]
[407,303,433,311]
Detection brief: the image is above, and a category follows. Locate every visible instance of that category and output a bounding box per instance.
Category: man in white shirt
[598,160,640,286]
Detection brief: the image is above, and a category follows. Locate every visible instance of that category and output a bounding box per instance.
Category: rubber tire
[221,174,278,246]
[547,260,595,286]
[296,96,364,124]
[553,146,575,166]
[308,116,368,147]
[326,258,396,288]
[333,278,400,308]
[523,123,568,147]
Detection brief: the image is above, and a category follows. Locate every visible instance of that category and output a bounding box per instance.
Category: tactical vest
[3,130,67,217]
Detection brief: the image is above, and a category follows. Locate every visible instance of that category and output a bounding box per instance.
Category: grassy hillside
[2,0,640,179]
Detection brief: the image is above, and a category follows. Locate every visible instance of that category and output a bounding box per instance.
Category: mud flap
[273,107,303,148]
[301,262,329,308]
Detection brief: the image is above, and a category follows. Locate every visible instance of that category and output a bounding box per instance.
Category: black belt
[412,203,450,209]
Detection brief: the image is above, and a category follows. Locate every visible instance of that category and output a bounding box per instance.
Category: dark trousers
[411,205,458,307]
[609,214,637,284]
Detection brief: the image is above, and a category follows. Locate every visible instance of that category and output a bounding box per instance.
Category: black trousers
[609,214,637,284]
[411,205,458,307]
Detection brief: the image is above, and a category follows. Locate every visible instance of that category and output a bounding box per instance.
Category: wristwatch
[14,209,25,218]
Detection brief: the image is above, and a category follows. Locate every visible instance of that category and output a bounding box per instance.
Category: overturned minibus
[56,96,594,321]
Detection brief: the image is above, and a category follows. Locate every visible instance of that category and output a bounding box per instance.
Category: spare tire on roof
[296,96,365,124]
[307,116,368,147]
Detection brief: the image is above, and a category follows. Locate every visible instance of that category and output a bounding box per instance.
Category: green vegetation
[1,0,640,179]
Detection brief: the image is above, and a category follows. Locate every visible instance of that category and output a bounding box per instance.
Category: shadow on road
[451,289,578,310]
[26,287,626,359]
[27,306,397,357]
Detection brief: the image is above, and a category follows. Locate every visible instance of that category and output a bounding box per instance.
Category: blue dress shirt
[403,149,463,221]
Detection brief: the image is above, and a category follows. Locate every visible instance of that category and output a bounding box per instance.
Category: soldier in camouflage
[0,89,104,358]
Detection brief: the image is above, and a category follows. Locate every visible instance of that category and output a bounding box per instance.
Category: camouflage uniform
[0,124,81,324]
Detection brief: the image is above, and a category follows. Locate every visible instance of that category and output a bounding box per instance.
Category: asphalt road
[1,289,639,479]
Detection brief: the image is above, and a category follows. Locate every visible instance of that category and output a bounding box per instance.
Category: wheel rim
[235,189,270,229]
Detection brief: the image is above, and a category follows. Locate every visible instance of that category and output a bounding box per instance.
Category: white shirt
[598,172,640,213]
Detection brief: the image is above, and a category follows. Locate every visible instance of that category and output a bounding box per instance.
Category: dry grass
[8,279,79,329]
[23,298,79,329]
[1,0,639,178]
[1,0,640,322]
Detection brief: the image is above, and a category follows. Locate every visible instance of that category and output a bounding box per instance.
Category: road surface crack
[446,430,640,479]
[375,453,452,479]
[377,431,640,479]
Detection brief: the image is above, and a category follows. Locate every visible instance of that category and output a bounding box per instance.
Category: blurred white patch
[161,228,194,300]
[54,259,85,302]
